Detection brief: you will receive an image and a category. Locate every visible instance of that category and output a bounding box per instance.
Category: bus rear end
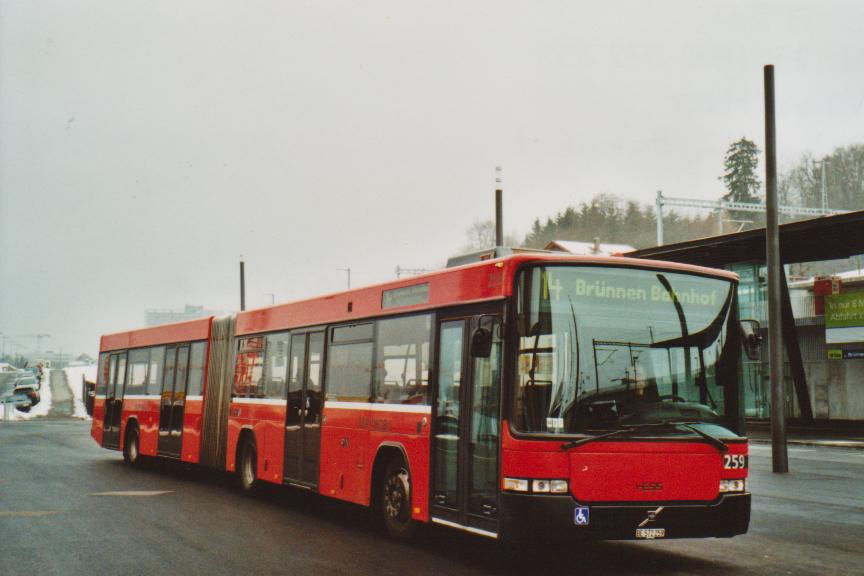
[501,263,750,542]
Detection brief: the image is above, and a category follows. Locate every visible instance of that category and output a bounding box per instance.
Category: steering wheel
[658,394,688,403]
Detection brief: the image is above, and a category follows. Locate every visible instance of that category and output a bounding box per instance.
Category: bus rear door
[158,345,189,457]
[284,330,325,487]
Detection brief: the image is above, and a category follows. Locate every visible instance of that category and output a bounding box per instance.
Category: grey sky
[2,0,863,356]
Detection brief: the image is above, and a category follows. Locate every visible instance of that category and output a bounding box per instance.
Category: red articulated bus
[92,253,752,542]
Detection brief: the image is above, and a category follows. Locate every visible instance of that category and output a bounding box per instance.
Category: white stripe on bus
[231,398,286,406]
[324,401,431,414]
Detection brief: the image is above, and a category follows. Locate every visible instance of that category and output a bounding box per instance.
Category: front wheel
[238,439,260,494]
[380,459,417,541]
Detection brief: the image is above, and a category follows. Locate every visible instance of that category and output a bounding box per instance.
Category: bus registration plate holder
[635,528,665,539]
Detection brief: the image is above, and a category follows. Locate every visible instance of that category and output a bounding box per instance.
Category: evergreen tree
[720,138,762,205]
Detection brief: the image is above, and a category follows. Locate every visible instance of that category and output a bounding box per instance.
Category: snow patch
[64,365,96,420]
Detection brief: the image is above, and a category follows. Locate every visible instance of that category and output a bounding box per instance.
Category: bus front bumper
[500,492,750,542]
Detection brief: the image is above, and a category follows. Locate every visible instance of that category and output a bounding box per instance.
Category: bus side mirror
[740,319,762,361]
[470,327,493,358]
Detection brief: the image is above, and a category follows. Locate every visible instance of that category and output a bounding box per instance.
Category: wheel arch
[122,416,140,448]
[235,426,256,459]
[370,442,411,510]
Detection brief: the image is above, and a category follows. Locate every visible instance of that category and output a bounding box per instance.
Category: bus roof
[234,253,737,336]
[100,317,212,353]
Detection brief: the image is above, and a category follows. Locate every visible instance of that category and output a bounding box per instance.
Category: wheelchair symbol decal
[574,507,590,526]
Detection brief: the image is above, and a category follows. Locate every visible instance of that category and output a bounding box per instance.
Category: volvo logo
[636,481,663,491]
[638,506,665,527]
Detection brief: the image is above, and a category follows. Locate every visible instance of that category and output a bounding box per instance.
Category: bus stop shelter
[626,210,864,423]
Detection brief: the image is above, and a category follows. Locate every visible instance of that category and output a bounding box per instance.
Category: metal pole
[495,166,503,249]
[764,64,788,473]
[655,191,665,246]
[240,259,246,312]
[820,159,827,211]
[337,267,351,289]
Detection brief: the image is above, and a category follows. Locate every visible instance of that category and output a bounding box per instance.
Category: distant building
[545,239,636,256]
[145,305,221,327]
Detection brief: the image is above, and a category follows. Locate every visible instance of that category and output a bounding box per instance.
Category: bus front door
[102,352,127,449]
[283,331,324,487]
[431,314,502,537]
[158,345,189,457]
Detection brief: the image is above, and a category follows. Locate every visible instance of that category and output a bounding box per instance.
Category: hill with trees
[462,140,863,258]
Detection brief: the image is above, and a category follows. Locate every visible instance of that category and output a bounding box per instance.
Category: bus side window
[234,337,264,398]
[374,314,432,405]
[263,332,290,399]
[126,348,150,396]
[146,347,165,396]
[327,323,374,402]
[187,341,207,396]
[97,353,110,396]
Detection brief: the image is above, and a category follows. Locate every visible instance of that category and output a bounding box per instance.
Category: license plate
[635,528,666,539]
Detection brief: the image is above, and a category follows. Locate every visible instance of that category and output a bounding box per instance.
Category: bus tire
[238,437,260,494]
[379,457,417,541]
[123,426,142,467]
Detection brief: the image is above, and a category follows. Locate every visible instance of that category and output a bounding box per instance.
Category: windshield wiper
[560,428,631,451]
[560,421,729,452]
[560,422,674,451]
[675,422,728,453]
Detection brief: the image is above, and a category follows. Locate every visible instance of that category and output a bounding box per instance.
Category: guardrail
[1,395,29,421]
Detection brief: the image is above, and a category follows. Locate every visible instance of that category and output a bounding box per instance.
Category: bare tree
[462,220,519,252]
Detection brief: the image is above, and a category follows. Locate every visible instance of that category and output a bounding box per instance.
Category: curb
[749,438,864,450]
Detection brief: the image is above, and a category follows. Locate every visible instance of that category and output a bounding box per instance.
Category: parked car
[25,366,42,383]
[12,374,40,412]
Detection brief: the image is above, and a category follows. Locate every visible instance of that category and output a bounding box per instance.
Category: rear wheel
[238,438,260,494]
[379,458,417,541]
[123,427,142,467]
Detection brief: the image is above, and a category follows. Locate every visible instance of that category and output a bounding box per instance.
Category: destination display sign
[382,283,430,309]
[542,270,724,308]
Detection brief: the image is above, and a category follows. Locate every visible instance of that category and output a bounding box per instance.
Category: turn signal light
[719,479,747,493]
[504,478,569,494]
[503,478,529,492]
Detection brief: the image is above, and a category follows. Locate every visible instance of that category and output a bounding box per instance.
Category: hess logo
[637,482,663,491]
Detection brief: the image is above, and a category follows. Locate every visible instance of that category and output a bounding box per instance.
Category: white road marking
[0,510,62,517]
[89,490,173,497]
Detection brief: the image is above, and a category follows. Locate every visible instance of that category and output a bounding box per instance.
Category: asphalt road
[1,420,862,576]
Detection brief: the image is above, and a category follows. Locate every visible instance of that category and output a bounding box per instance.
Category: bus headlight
[719,479,747,493]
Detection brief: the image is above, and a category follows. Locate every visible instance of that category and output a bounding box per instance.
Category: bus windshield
[513,265,739,435]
